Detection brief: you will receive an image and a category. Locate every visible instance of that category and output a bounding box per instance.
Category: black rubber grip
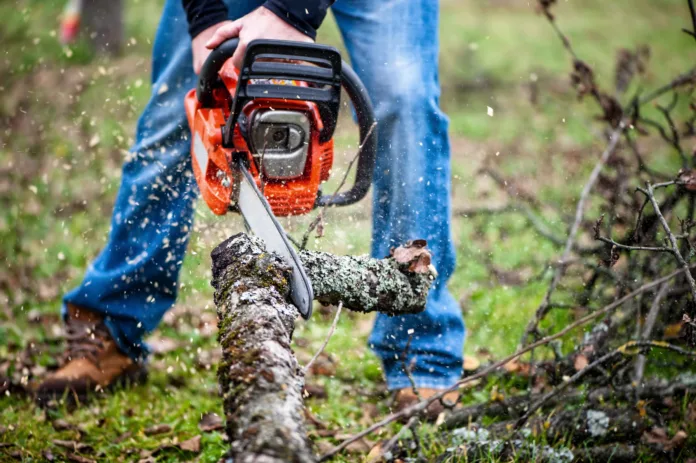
[197,38,240,108]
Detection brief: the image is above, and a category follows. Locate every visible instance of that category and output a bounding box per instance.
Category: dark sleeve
[182,0,229,38]
[262,0,335,40]
[182,0,335,40]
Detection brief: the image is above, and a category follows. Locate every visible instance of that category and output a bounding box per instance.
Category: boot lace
[62,322,111,366]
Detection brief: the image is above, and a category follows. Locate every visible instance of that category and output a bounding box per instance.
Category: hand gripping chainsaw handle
[196,38,377,208]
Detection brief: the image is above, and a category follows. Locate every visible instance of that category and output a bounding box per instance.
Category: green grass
[1,0,696,461]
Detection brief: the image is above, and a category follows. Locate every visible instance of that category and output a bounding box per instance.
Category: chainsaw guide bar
[236,159,314,319]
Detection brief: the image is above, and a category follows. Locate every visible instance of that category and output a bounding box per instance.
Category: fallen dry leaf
[463,355,480,372]
[359,403,379,427]
[143,424,172,436]
[667,430,687,450]
[303,383,327,399]
[316,441,334,454]
[66,453,96,463]
[366,441,386,463]
[345,437,372,454]
[642,427,688,450]
[178,435,201,453]
[574,354,589,371]
[52,440,92,453]
[664,322,684,338]
[503,359,535,376]
[147,336,180,355]
[307,353,336,377]
[52,419,77,432]
[390,240,433,274]
[198,412,224,433]
[114,431,132,444]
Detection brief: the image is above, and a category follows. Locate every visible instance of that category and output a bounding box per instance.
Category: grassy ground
[1,0,695,461]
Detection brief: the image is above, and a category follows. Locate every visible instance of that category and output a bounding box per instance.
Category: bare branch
[377,416,420,462]
[521,122,625,345]
[318,267,688,461]
[299,122,377,250]
[641,182,696,301]
[684,0,696,41]
[634,283,670,382]
[596,236,674,254]
[515,339,696,428]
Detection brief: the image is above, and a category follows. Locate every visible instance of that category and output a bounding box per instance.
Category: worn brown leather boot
[393,388,461,422]
[36,304,147,404]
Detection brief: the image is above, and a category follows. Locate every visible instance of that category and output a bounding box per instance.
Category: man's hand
[205,6,313,70]
[192,20,232,74]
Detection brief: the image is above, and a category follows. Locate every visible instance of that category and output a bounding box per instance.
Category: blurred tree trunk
[82,0,124,55]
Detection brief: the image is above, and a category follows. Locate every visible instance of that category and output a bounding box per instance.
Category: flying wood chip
[390,239,433,274]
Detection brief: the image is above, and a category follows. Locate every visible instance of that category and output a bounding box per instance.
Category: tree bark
[299,245,434,314]
[211,233,435,462]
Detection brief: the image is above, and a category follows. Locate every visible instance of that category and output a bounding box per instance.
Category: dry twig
[318,267,688,461]
[299,122,377,249]
[303,302,343,375]
[521,121,626,345]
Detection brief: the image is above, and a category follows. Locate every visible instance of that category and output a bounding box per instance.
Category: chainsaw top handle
[196,38,377,209]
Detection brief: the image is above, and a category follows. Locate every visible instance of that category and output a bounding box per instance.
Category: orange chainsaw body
[184,61,334,217]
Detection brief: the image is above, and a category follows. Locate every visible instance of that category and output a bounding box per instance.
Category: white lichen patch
[586,409,610,437]
[676,372,696,386]
[449,427,574,463]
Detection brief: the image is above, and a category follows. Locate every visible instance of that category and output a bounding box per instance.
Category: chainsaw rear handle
[196,38,377,209]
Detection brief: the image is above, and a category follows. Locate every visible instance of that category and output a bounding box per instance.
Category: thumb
[206,20,243,49]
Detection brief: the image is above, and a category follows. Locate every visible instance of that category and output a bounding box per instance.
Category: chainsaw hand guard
[194,38,376,210]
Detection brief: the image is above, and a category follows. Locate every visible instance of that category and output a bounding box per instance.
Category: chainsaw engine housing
[185,63,334,216]
[247,109,310,179]
[185,39,375,217]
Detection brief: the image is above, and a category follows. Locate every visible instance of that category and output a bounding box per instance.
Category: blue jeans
[64,0,464,390]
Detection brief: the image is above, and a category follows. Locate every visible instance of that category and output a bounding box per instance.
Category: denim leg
[332,0,465,389]
[63,0,262,361]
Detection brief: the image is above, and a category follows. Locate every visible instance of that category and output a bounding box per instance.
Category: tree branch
[521,122,626,345]
[318,267,688,461]
[211,234,435,462]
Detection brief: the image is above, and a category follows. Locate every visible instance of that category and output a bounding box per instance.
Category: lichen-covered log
[300,239,435,314]
[210,234,435,462]
[212,234,314,463]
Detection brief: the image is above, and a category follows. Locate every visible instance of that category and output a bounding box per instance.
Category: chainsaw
[184,39,377,319]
